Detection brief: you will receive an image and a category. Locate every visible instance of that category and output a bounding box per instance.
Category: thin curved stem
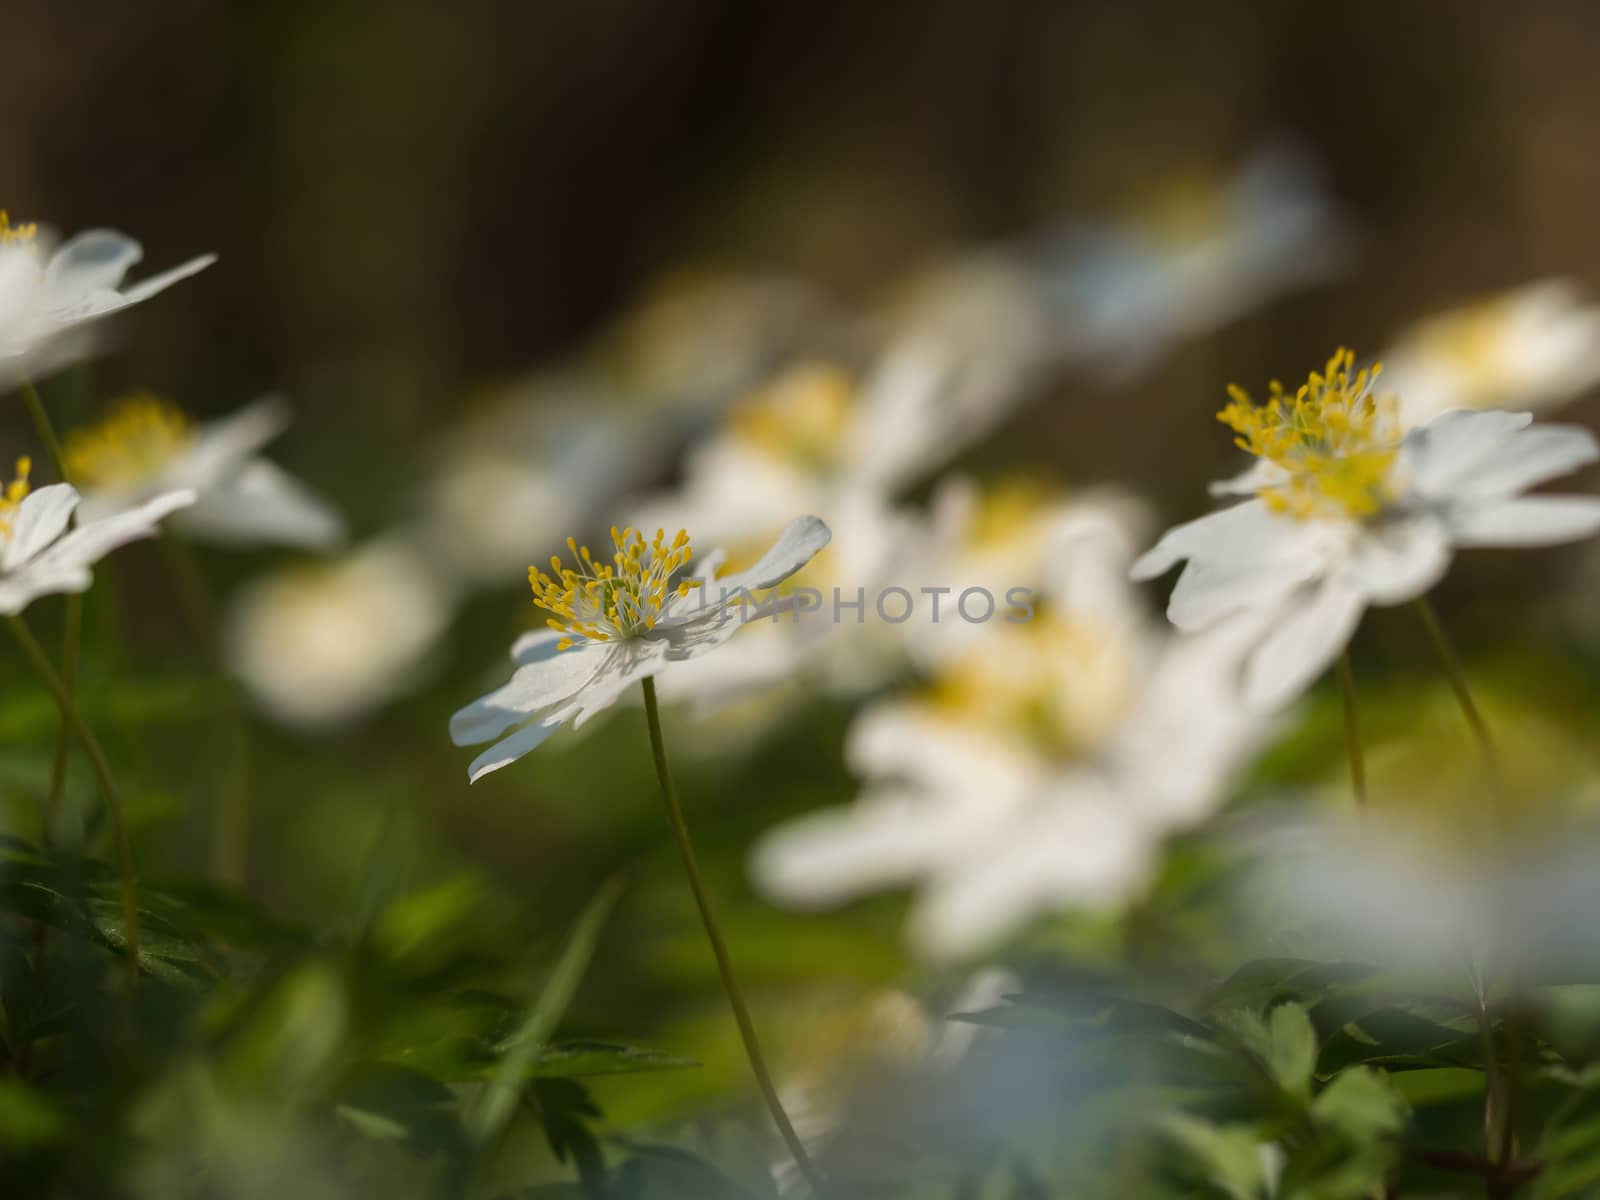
[8,615,139,988]
[640,676,824,1196]
[1335,651,1367,808]
[16,373,69,482]
[43,593,81,846]
[1412,596,1501,791]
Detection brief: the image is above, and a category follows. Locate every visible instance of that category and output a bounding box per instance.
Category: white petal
[449,641,612,746]
[1208,458,1287,497]
[29,488,195,575]
[1130,500,1278,581]
[1403,409,1533,495]
[0,564,92,616]
[510,628,565,664]
[180,396,293,491]
[751,792,989,907]
[466,716,565,782]
[1346,518,1452,604]
[698,515,832,599]
[1445,495,1600,547]
[174,460,344,549]
[43,231,144,296]
[1166,554,1317,631]
[113,253,217,306]
[1446,423,1599,499]
[907,792,1150,961]
[1,483,78,572]
[1242,575,1367,710]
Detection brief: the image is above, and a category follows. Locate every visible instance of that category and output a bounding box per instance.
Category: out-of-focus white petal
[175,460,344,549]
[42,231,144,295]
[1444,496,1600,548]
[179,396,292,491]
[1403,409,1533,495]
[110,253,217,306]
[908,788,1150,961]
[1130,500,1277,581]
[1,483,78,572]
[1346,517,1452,604]
[751,792,997,909]
[1242,574,1366,710]
[1444,423,1599,499]
[226,538,454,729]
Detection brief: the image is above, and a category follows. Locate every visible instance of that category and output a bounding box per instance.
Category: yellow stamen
[531,525,697,649]
[729,364,856,469]
[0,456,32,540]
[1219,347,1401,521]
[0,211,38,246]
[63,392,193,488]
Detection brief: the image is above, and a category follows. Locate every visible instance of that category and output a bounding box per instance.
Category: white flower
[226,538,454,729]
[752,500,1269,960]
[449,516,831,781]
[417,375,676,589]
[1044,144,1350,379]
[0,457,194,615]
[0,216,214,367]
[67,393,343,550]
[1378,280,1600,427]
[1132,348,1600,710]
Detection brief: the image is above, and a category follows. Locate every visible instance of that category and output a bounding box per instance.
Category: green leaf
[1313,1067,1408,1141]
[1219,1004,1318,1102]
[1162,1114,1268,1200]
[467,878,622,1145]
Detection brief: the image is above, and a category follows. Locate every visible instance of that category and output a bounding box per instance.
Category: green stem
[16,373,69,482]
[7,615,139,988]
[17,371,79,847]
[1412,596,1501,790]
[640,676,824,1196]
[43,593,81,846]
[1335,651,1367,807]
[1415,596,1519,1192]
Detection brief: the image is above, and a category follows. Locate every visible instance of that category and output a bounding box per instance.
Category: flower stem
[1335,650,1367,807]
[16,371,79,847]
[639,675,824,1195]
[16,373,69,482]
[7,614,139,988]
[1411,596,1500,790]
[43,594,81,846]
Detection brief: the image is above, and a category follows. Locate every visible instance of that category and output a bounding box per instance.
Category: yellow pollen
[0,457,31,539]
[925,611,1136,757]
[729,363,856,469]
[0,211,38,246]
[63,392,193,488]
[530,525,700,649]
[1218,347,1401,521]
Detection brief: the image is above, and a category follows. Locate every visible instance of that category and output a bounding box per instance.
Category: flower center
[925,611,1137,758]
[531,526,699,650]
[0,212,38,246]
[0,457,32,541]
[729,364,856,471]
[1407,295,1516,404]
[63,393,193,488]
[1219,347,1401,520]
